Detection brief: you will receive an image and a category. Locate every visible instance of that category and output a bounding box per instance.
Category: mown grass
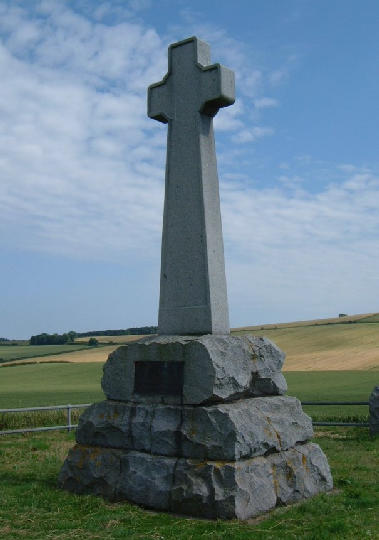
[0,363,104,408]
[0,428,377,539]
[286,371,374,423]
[0,366,375,429]
[0,344,90,363]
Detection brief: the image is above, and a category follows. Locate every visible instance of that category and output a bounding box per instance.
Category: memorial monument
[59,36,333,519]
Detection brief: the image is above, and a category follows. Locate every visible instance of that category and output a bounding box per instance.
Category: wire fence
[301,401,369,427]
[0,398,373,435]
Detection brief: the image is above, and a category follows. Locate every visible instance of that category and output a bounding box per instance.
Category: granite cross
[148,36,235,335]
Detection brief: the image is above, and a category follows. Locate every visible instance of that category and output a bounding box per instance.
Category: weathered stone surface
[148,37,234,335]
[59,442,333,519]
[102,334,287,405]
[77,396,312,460]
[269,443,333,505]
[369,386,379,436]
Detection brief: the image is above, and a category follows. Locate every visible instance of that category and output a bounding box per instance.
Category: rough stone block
[58,442,333,519]
[76,396,313,461]
[102,334,287,405]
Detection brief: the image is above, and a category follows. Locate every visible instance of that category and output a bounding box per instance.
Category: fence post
[369,386,379,436]
[67,404,72,432]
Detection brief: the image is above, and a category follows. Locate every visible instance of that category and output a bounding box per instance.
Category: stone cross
[148,36,235,335]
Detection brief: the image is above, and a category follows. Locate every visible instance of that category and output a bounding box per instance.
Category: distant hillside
[233,312,379,371]
[2,314,378,371]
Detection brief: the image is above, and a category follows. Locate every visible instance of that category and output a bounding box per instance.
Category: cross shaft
[148,37,235,335]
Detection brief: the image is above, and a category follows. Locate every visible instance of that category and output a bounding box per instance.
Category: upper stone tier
[102,334,287,405]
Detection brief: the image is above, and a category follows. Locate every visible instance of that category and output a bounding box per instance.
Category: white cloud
[1,3,378,329]
[232,126,274,144]
[0,2,168,261]
[221,168,379,324]
[254,97,278,109]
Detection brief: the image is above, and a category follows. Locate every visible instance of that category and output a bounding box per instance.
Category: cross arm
[148,79,171,124]
[199,64,235,117]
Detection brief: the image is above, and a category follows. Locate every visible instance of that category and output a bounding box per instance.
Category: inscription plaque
[134,361,184,396]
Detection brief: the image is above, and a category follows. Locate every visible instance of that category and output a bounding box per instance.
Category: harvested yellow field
[235,312,378,331]
[282,348,379,371]
[233,314,379,371]
[1,345,118,366]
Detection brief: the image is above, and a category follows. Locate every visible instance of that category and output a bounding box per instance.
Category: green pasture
[0,344,89,363]
[0,363,104,408]
[286,371,374,422]
[0,364,375,427]
[0,428,377,539]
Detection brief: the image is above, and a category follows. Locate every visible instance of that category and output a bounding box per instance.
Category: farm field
[0,363,104,408]
[0,345,119,367]
[2,314,378,370]
[0,363,374,425]
[233,313,379,371]
[0,344,89,363]
[0,428,377,539]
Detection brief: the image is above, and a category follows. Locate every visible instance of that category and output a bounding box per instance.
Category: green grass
[0,365,374,428]
[0,363,104,408]
[286,371,373,422]
[0,344,90,363]
[0,428,377,539]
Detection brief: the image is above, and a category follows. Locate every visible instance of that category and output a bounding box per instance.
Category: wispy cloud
[254,97,278,109]
[221,167,379,323]
[1,2,378,329]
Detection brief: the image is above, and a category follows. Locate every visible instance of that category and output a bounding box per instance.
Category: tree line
[75,327,157,337]
[29,327,157,345]
[30,331,77,345]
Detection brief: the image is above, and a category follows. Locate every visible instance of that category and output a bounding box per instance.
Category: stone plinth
[102,334,287,405]
[59,442,332,520]
[59,336,333,519]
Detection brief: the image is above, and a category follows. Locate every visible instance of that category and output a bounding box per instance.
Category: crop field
[2,313,378,370]
[233,313,379,371]
[0,344,89,364]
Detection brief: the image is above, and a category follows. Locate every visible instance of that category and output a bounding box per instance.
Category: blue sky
[1,0,378,338]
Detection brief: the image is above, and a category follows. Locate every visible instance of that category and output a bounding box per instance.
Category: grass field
[0,344,89,363]
[0,363,104,408]
[0,428,377,539]
[0,363,375,428]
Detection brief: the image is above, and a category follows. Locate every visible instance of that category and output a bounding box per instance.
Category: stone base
[59,442,333,520]
[75,396,313,461]
[102,335,287,405]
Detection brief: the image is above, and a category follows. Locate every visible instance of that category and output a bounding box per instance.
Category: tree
[67,331,77,343]
[88,338,98,347]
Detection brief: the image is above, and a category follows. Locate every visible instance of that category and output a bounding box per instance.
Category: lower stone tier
[76,396,313,461]
[59,442,333,520]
